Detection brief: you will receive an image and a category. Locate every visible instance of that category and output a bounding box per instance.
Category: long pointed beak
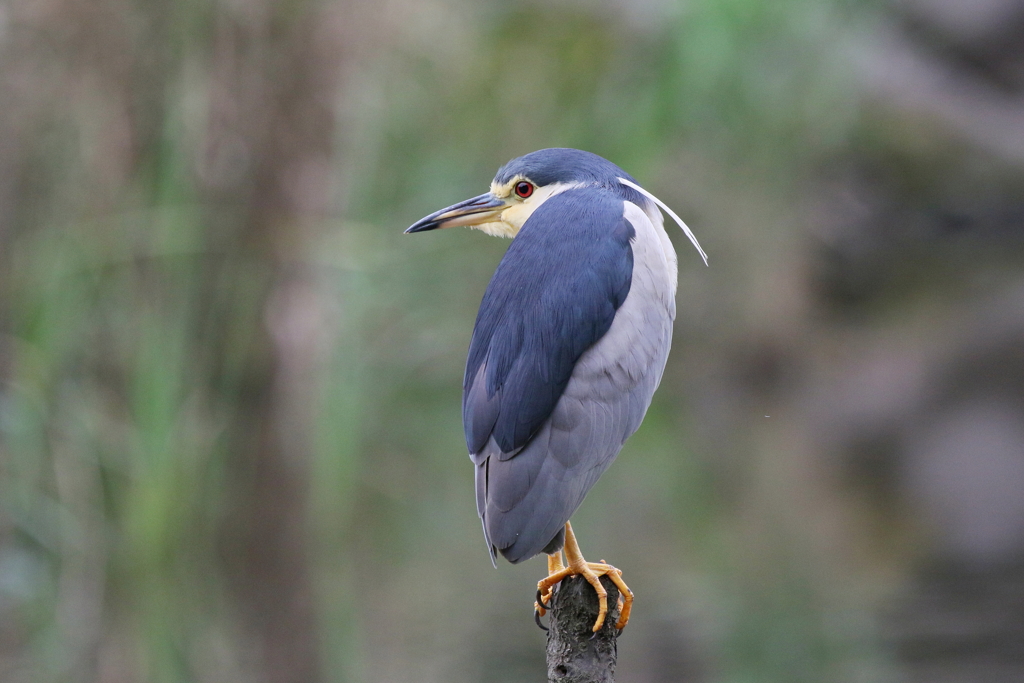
[405,193,506,233]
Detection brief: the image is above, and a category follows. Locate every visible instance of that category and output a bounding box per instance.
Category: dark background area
[1,0,1023,681]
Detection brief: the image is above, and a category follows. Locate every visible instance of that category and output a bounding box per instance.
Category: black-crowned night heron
[406,148,706,631]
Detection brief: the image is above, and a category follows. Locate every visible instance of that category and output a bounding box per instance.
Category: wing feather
[463,187,634,456]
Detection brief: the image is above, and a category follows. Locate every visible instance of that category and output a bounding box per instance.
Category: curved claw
[534,609,549,631]
[536,588,551,611]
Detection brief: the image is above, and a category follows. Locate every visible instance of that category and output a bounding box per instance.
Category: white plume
[619,177,708,266]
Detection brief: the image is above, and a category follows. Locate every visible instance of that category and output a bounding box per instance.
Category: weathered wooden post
[544,575,622,682]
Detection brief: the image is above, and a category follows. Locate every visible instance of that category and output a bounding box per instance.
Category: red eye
[514,181,534,198]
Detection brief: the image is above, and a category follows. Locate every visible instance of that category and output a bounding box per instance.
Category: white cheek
[500,202,533,231]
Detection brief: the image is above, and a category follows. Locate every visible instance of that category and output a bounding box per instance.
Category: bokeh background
[2,0,1023,681]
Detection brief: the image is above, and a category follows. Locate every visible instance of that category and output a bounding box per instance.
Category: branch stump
[545,574,621,682]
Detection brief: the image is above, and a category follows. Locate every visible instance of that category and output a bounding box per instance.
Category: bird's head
[406,148,708,264]
[406,149,618,238]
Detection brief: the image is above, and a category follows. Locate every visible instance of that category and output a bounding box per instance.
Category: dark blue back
[462,186,635,456]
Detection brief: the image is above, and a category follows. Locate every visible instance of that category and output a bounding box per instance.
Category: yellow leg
[535,551,564,617]
[534,521,634,631]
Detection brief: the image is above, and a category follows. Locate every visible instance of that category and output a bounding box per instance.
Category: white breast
[629,200,679,301]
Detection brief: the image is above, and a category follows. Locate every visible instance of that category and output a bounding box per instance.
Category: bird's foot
[533,522,634,632]
[536,560,633,631]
